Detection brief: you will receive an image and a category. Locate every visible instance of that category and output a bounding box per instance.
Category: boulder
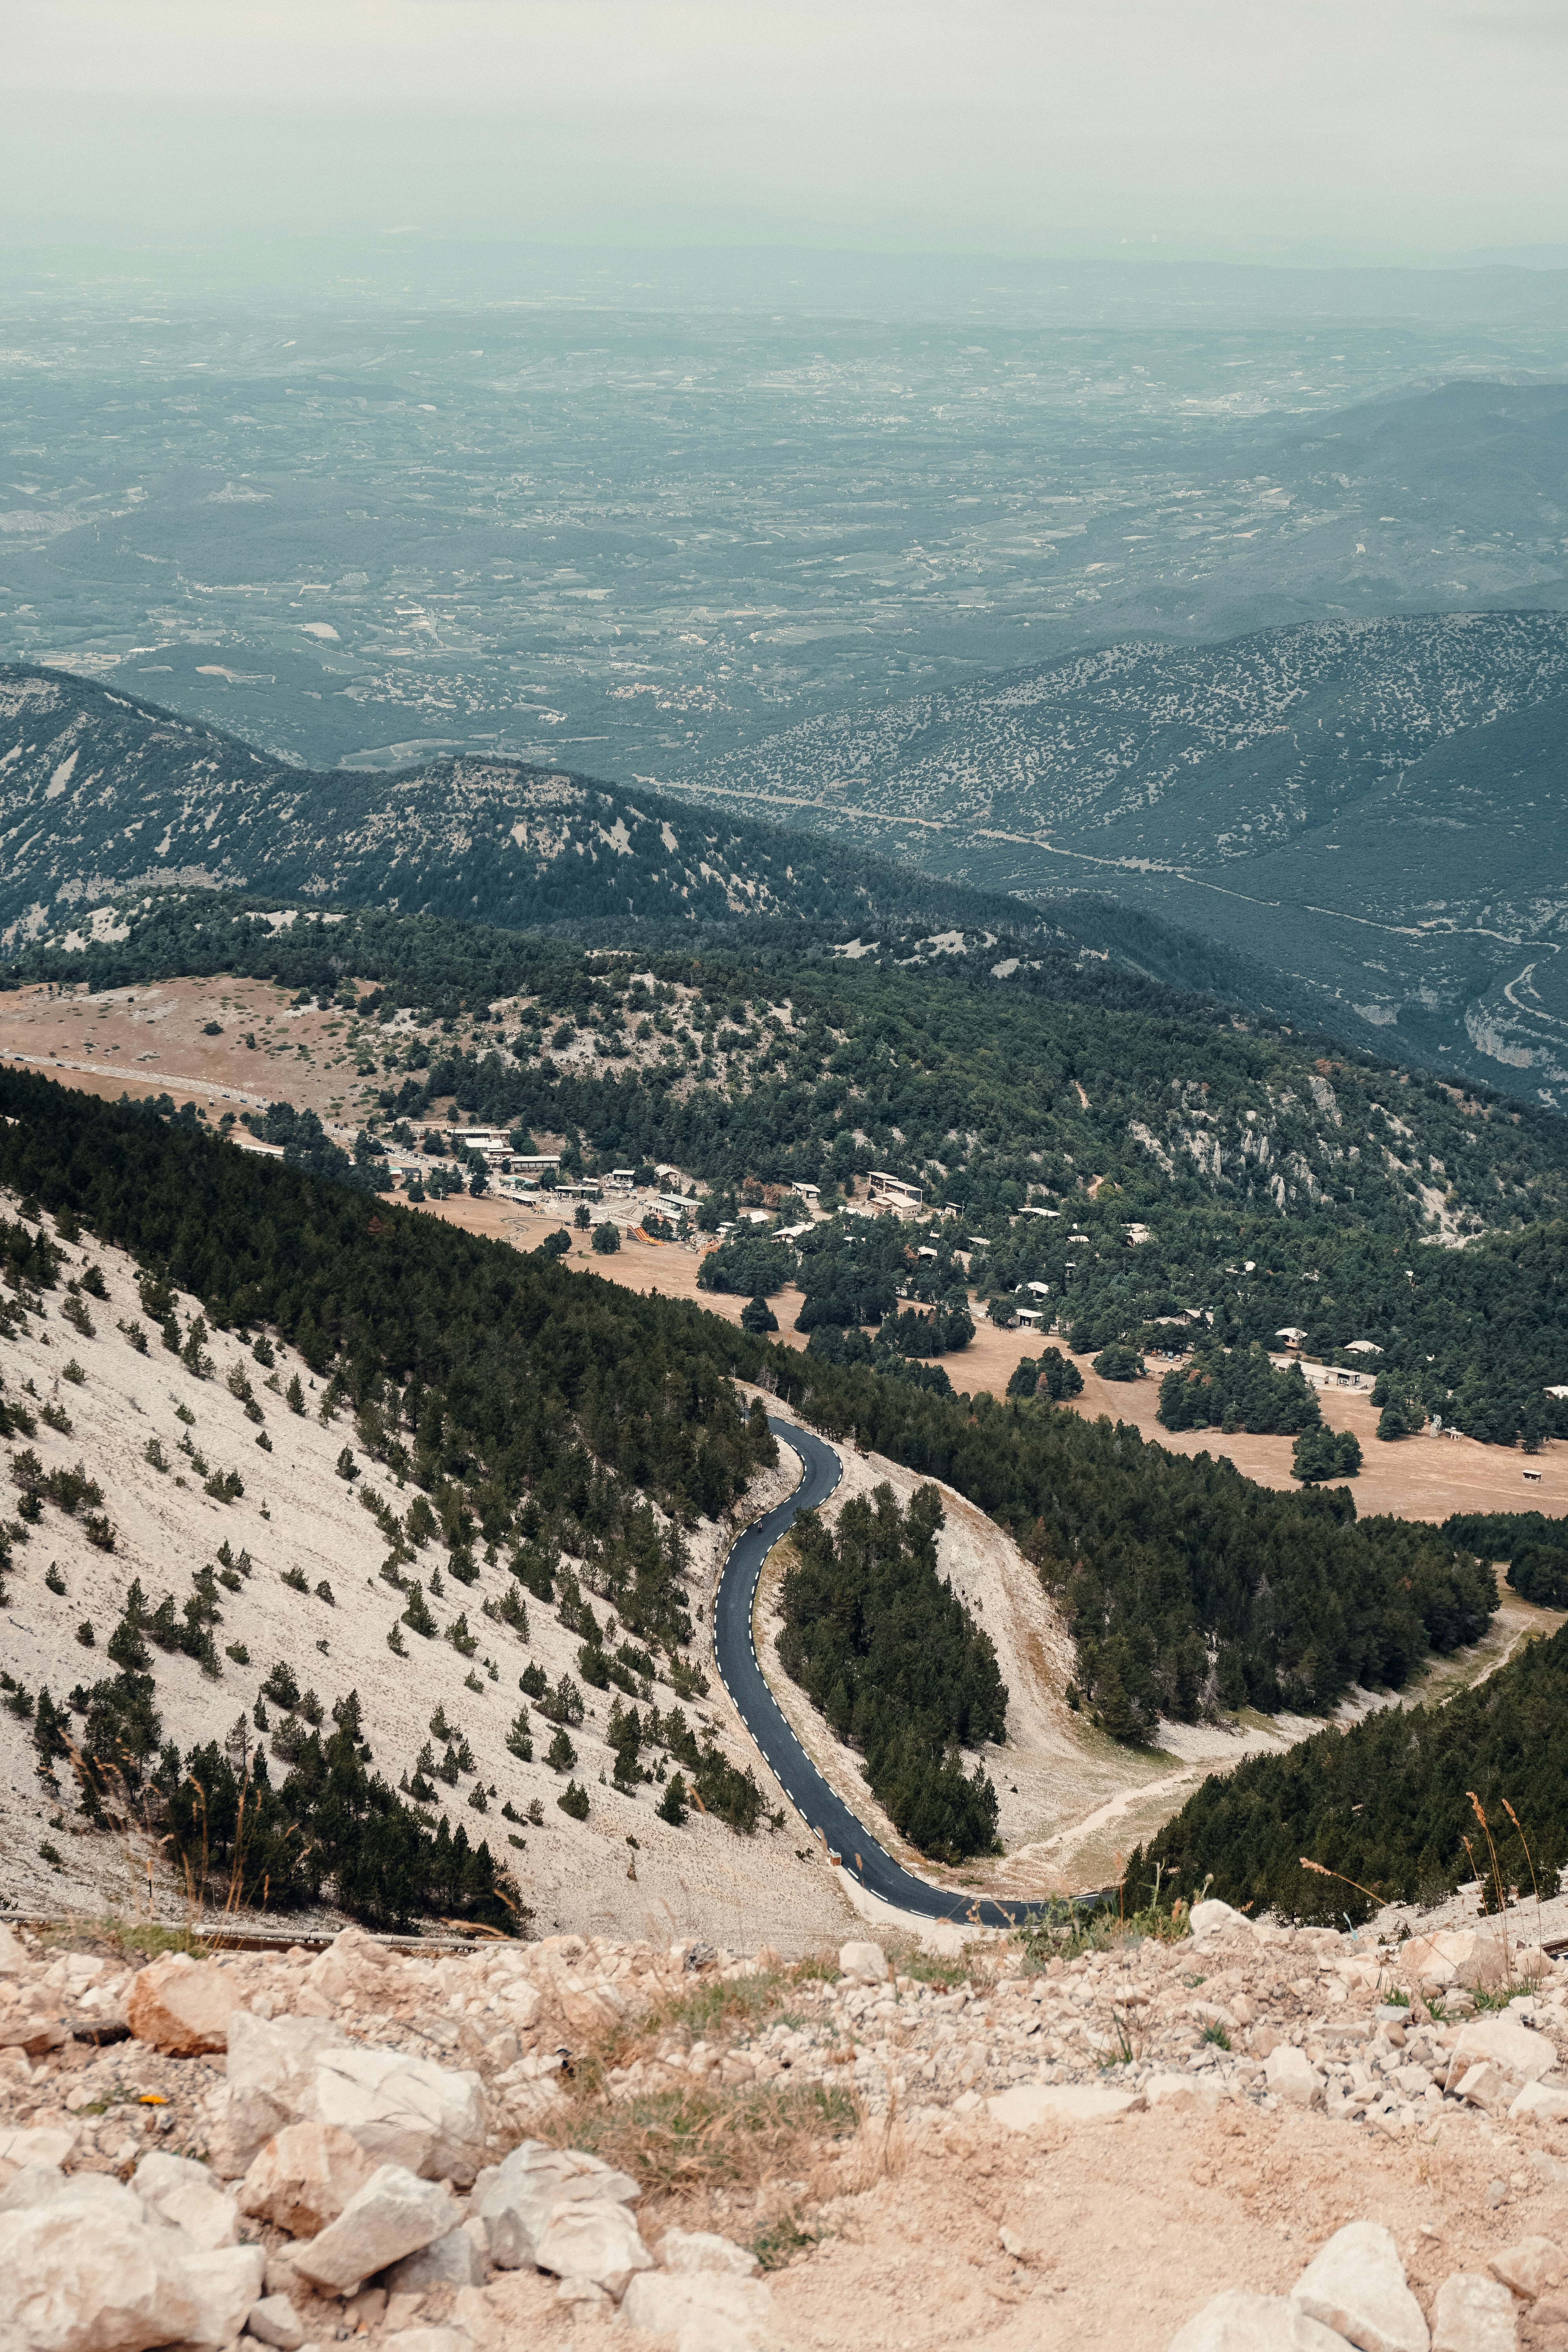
[133,2154,240,2252]
[659,2230,759,2278]
[238,2121,376,2238]
[380,2223,488,2292]
[0,2178,266,2352]
[1509,2081,1568,2126]
[310,2044,487,2185]
[1455,2062,1520,2114]
[217,2015,352,2178]
[621,2269,773,2352]
[0,2168,130,2217]
[1446,2016,1557,2086]
[0,2122,80,2186]
[245,2294,308,2352]
[477,2141,639,2271]
[836,1941,888,1984]
[986,2083,1138,2130]
[0,2011,68,2056]
[1432,2273,1518,2352]
[290,2165,463,2297]
[1292,2221,1430,2352]
[1168,2294,1353,2352]
[301,1927,398,2009]
[1489,2236,1568,2302]
[0,1925,27,1974]
[1144,2073,1224,2112]
[532,2200,653,2301]
[127,1956,246,2057]
[1188,1900,1250,1939]
[1264,2046,1323,2108]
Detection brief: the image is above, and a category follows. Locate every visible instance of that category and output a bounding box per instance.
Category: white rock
[127,1956,246,2056]
[0,2184,266,2352]
[376,2331,471,2352]
[659,2229,760,2278]
[478,2141,639,2270]
[1292,2221,1430,2352]
[1144,2073,1224,2112]
[301,1928,397,2009]
[0,1926,27,1975]
[0,2123,80,2186]
[219,2015,352,2178]
[238,2121,377,2238]
[1264,2045,1323,2107]
[1431,2273,1518,2352]
[621,2269,773,2352]
[836,1941,888,1984]
[986,2083,1139,2130]
[381,2223,488,2292]
[291,2165,463,2297]
[1446,2015,1556,2085]
[133,2152,240,2249]
[310,2045,487,2186]
[1168,2292,1353,2351]
[246,2294,308,2352]
[532,2199,653,2300]
[1508,2081,1568,2125]
[1488,2235,1568,2301]
[1188,1900,1249,1939]
[0,2170,138,2219]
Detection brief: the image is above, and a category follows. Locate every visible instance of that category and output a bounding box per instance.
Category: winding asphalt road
[711,1412,1055,1930]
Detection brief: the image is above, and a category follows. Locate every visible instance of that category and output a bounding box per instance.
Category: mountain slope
[662,611,1568,1101]
[0,665,1019,947]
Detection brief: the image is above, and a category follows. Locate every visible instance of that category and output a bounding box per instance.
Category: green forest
[1126,1619,1568,1925]
[19,887,1568,1446]
[777,1483,1007,1862]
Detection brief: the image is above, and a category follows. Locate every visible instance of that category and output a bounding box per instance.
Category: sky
[0,0,1565,262]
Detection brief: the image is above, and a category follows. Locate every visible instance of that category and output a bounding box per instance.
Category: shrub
[557,1779,590,1820]
[402,1584,438,1639]
[1092,1343,1145,1382]
[75,1619,95,1647]
[546,1727,578,1773]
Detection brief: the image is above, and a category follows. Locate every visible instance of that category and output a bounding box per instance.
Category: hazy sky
[2,0,1564,260]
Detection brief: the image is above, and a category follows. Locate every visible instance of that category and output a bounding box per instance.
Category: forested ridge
[0,1071,1502,1771]
[1127,1620,1568,1924]
[18,888,1568,1442]
[778,1484,1006,1862]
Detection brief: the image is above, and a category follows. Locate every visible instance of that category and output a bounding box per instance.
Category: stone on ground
[309,2043,487,2185]
[1168,2293,1356,2351]
[837,1941,888,1984]
[216,2014,351,2178]
[477,2141,640,2270]
[1264,2045,1323,2107]
[0,2178,266,2352]
[126,1955,246,2057]
[1508,2081,1568,2125]
[621,2269,774,2352]
[133,2154,240,2251]
[1431,2272,1518,2352]
[290,2164,463,2296]
[659,2229,760,2277]
[238,2120,377,2237]
[0,2123,81,2187]
[245,2294,308,2352]
[381,2223,489,2292]
[1488,2235,1568,2301]
[1446,2014,1557,2085]
[986,2083,1138,2130]
[532,2198,653,2300]
[1291,2221,1430,2352]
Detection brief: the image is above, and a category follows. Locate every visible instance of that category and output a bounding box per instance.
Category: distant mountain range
[0,664,1025,948]
[662,609,1568,1104]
